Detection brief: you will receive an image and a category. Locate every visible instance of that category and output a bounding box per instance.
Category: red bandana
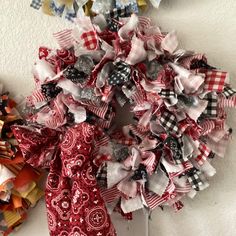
[12,123,116,236]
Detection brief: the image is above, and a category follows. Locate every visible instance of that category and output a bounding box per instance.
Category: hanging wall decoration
[12,8,236,236]
[0,87,43,236]
[30,0,162,20]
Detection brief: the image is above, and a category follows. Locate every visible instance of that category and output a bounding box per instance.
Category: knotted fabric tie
[12,123,116,236]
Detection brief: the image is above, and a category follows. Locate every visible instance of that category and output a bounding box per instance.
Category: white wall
[1,1,236,235]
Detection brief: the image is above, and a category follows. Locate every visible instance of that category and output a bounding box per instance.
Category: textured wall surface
[1,0,236,236]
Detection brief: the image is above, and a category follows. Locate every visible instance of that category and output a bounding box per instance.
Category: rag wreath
[30,0,162,20]
[0,90,43,236]
[12,10,236,236]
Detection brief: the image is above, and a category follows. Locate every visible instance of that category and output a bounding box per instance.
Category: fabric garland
[30,0,162,21]
[0,88,43,236]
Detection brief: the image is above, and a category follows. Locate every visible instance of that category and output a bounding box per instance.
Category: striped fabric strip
[44,96,66,129]
[31,89,46,104]
[165,180,175,194]
[141,152,157,174]
[93,135,110,156]
[96,135,110,148]
[144,192,168,209]
[138,27,164,43]
[96,112,115,129]
[53,29,73,49]
[101,186,120,203]
[169,161,193,179]
[137,125,150,133]
[131,88,146,105]
[85,102,109,119]
[175,183,192,193]
[153,34,165,45]
[200,119,215,135]
[138,16,151,30]
[218,96,236,108]
[3,210,22,227]
[127,124,147,140]
[4,163,24,176]
[182,161,194,170]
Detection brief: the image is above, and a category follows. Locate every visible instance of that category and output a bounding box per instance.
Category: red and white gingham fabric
[161,31,178,54]
[195,142,211,165]
[204,70,228,92]
[80,30,98,50]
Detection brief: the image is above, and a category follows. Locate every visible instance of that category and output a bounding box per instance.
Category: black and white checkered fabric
[159,89,176,98]
[106,19,121,32]
[96,164,107,188]
[105,5,132,32]
[208,151,215,159]
[160,111,179,134]
[187,168,203,191]
[202,93,218,118]
[30,0,42,9]
[108,61,131,86]
[105,5,132,19]
[222,86,236,98]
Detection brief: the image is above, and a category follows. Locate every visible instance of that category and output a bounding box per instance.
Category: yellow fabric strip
[58,0,74,6]
[3,211,21,227]
[25,187,44,205]
[137,0,148,10]
[0,120,4,138]
[15,182,36,198]
[137,0,148,6]
[42,0,54,15]
[83,0,94,16]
